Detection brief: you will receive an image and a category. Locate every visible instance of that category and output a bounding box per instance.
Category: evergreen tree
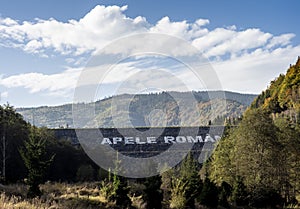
[19,128,55,197]
[209,128,236,186]
[109,153,132,208]
[0,104,30,182]
[179,153,202,209]
[170,153,201,209]
[161,165,175,207]
[170,178,188,209]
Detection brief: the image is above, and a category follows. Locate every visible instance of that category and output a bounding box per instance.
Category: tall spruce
[170,153,201,209]
[20,127,55,197]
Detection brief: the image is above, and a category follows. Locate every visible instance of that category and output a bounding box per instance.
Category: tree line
[0,104,107,184]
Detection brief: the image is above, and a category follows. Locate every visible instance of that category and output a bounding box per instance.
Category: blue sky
[0,0,300,107]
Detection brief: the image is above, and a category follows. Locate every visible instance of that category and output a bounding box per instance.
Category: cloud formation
[1,4,296,59]
[0,68,81,96]
[0,4,299,101]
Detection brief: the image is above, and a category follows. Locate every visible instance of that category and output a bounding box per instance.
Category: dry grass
[0,193,59,209]
[0,182,116,209]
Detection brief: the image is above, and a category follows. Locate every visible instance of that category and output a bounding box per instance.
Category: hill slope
[17,91,257,128]
[251,57,300,121]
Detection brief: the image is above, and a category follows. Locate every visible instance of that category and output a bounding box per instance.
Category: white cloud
[0,68,81,96]
[0,18,18,26]
[0,4,300,100]
[0,5,149,56]
[266,33,295,49]
[149,17,208,40]
[0,5,297,59]
[24,39,44,53]
[200,28,272,58]
[0,5,298,59]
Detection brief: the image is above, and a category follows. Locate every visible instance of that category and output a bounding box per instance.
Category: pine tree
[209,129,236,186]
[19,128,55,197]
[109,153,131,208]
[170,153,201,209]
[179,153,202,209]
[274,117,300,203]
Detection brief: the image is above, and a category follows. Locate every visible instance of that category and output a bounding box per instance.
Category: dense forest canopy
[209,57,300,207]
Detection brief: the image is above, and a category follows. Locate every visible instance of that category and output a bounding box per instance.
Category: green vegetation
[169,153,201,209]
[19,127,55,197]
[1,58,300,208]
[208,57,300,208]
[0,104,30,182]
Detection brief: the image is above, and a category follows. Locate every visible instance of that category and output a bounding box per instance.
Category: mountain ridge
[17,90,257,128]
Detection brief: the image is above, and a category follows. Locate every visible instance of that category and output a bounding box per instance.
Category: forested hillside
[209,57,300,208]
[251,57,300,120]
[1,59,300,208]
[17,91,256,128]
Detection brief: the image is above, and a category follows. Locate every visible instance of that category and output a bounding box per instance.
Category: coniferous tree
[209,129,236,186]
[170,153,201,209]
[161,165,175,207]
[274,117,300,203]
[179,153,202,209]
[170,178,188,209]
[108,153,132,208]
[0,104,29,182]
[19,128,55,197]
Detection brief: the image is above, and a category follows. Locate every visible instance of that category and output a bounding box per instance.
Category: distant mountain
[17,91,257,128]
